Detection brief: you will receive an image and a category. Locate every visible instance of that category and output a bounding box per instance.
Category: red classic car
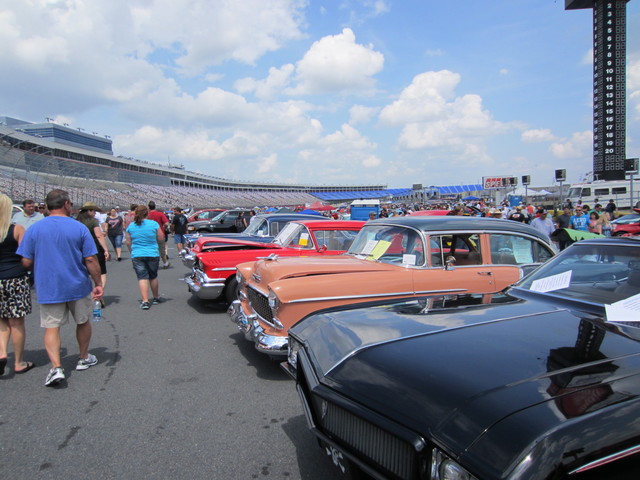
[185,220,364,303]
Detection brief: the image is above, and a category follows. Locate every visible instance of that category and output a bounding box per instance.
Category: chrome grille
[315,396,416,479]
[247,286,273,323]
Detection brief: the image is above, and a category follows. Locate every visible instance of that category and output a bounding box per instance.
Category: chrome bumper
[182,252,196,268]
[228,300,288,357]
[184,270,225,300]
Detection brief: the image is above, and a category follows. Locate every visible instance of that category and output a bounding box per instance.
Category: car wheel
[225,277,239,304]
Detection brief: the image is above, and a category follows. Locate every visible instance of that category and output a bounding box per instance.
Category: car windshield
[517,243,640,305]
[211,211,226,221]
[347,225,425,266]
[243,217,268,236]
[612,214,640,225]
[272,223,314,249]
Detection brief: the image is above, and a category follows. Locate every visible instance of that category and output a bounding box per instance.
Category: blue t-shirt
[570,214,589,231]
[127,219,160,258]
[17,216,97,304]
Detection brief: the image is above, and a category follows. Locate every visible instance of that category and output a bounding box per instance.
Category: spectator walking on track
[125,205,163,310]
[171,207,188,255]
[17,189,103,387]
[106,208,124,261]
[76,202,110,292]
[0,193,34,376]
[12,199,44,230]
[147,201,170,268]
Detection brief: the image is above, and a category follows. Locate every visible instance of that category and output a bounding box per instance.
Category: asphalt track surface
[0,242,340,480]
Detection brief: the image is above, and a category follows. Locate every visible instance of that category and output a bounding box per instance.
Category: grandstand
[1,117,484,209]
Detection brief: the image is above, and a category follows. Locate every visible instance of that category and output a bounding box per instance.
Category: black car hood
[294,295,640,477]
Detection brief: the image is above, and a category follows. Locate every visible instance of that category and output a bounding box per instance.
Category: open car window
[429,234,482,267]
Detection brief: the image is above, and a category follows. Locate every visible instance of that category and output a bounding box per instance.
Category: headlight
[268,289,280,312]
[431,449,477,480]
[288,335,303,371]
[236,270,245,286]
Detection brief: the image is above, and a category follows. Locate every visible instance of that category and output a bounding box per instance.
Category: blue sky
[1,0,638,189]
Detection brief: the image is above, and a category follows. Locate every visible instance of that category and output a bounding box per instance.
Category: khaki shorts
[40,295,92,328]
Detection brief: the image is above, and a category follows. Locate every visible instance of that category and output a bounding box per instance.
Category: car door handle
[477,271,493,276]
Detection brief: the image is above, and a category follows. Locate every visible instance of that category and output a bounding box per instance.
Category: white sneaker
[45,367,65,386]
[76,353,98,370]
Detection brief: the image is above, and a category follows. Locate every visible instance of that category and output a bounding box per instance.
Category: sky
[1,0,639,189]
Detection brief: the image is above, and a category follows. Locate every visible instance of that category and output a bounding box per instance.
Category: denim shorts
[109,234,123,248]
[173,234,186,245]
[131,257,159,280]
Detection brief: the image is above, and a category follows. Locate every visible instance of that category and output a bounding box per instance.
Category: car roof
[367,216,549,238]
[256,213,330,220]
[292,220,364,228]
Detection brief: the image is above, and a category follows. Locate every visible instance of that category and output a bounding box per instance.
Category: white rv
[567,179,639,209]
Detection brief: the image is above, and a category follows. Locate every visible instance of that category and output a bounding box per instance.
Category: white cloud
[379,71,459,124]
[549,131,592,159]
[349,105,378,125]
[257,153,279,174]
[235,64,295,100]
[380,71,507,150]
[287,28,384,95]
[521,129,557,143]
[129,0,306,75]
[499,68,509,75]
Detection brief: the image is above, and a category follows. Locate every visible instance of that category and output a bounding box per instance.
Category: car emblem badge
[252,273,261,283]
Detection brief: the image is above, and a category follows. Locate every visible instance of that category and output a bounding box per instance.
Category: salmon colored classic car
[185,220,364,303]
[229,216,555,357]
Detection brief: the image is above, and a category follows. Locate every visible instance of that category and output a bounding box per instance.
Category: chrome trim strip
[290,289,466,304]
[211,267,237,272]
[569,444,640,474]
[247,284,269,297]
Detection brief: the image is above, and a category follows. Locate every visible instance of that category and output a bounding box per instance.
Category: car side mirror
[445,256,456,270]
[318,244,327,253]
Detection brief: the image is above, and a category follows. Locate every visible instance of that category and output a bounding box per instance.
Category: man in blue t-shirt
[569,206,589,231]
[18,189,104,387]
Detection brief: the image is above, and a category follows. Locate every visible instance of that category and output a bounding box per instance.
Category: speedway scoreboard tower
[566,0,630,181]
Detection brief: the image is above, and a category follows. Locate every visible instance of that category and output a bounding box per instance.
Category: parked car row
[181,210,640,478]
[181,213,331,267]
[283,237,640,479]
[230,216,555,357]
[184,217,364,303]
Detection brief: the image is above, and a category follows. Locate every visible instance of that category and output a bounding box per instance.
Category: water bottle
[92,300,103,322]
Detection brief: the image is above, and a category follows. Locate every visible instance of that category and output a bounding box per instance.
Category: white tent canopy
[509,187,539,196]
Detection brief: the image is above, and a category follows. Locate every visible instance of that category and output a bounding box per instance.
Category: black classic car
[284,237,640,479]
[186,208,253,234]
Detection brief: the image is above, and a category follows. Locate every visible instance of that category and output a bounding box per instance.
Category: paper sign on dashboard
[530,270,572,293]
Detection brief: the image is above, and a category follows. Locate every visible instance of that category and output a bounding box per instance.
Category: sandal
[0,357,6,375]
[15,361,35,374]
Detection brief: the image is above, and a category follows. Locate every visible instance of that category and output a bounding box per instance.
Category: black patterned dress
[0,224,32,318]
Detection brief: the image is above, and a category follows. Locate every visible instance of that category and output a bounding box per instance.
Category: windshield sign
[518,243,640,305]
